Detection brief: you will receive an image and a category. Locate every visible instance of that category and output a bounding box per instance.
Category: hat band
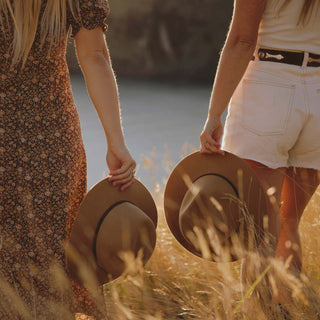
[193,173,239,198]
[92,200,131,267]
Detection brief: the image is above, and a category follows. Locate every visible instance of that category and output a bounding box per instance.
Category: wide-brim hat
[164,151,268,262]
[66,178,158,284]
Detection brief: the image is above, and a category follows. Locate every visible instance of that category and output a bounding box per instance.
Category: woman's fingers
[112,174,133,187]
[109,168,132,182]
[200,143,224,155]
[200,132,216,145]
[108,159,136,189]
[120,180,134,191]
[200,131,224,155]
[199,116,224,155]
[109,160,136,176]
[106,145,136,191]
[200,130,221,147]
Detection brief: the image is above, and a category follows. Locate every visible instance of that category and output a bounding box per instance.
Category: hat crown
[67,178,158,284]
[179,175,241,258]
[164,151,269,262]
[96,202,156,279]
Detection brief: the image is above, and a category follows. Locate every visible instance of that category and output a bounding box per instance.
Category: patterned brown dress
[0,0,109,319]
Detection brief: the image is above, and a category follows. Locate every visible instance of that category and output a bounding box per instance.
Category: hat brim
[164,151,268,260]
[66,178,158,284]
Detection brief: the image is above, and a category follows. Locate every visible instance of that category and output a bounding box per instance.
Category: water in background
[71,75,227,190]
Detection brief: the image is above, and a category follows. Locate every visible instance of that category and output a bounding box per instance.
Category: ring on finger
[129,167,136,177]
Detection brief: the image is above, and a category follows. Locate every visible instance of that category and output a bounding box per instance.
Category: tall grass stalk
[1,146,320,319]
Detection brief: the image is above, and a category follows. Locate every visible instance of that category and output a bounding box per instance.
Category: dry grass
[1,147,320,319]
[105,207,320,319]
[104,148,320,320]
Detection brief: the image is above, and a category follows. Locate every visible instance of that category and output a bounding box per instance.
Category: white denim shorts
[222,59,320,170]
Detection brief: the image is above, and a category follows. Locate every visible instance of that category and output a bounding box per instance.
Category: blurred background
[66,0,233,189]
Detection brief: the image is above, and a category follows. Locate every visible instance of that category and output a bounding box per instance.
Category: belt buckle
[258,49,284,62]
[308,55,320,65]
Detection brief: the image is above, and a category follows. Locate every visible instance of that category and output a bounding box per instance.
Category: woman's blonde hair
[281,0,320,25]
[0,0,78,67]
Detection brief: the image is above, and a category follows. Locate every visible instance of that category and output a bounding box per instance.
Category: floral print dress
[0,0,109,319]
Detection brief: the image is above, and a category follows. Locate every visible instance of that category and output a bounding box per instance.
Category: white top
[257,0,320,54]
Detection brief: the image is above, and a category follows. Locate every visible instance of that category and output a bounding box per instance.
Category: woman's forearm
[208,0,266,119]
[74,28,135,186]
[208,39,256,119]
[79,50,124,148]
[200,0,265,154]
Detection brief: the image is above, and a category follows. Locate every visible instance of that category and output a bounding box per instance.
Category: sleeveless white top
[257,0,320,54]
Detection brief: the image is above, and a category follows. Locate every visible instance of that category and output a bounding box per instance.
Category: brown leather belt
[257,48,320,67]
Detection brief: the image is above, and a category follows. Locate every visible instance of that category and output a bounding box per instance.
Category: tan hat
[66,178,158,284]
[164,152,268,262]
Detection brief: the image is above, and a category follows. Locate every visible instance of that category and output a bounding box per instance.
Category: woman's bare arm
[74,27,136,190]
[200,0,266,153]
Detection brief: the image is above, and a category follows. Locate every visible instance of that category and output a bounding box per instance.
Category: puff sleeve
[69,0,110,38]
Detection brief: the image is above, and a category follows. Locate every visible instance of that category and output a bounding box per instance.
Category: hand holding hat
[200,117,224,155]
[107,144,137,191]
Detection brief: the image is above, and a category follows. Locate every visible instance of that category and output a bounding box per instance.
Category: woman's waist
[253,47,320,69]
[244,59,320,85]
[1,93,79,131]
[0,52,68,80]
[0,65,72,94]
[257,31,320,56]
[0,80,74,111]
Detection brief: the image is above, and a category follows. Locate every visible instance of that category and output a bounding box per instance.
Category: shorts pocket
[236,79,295,136]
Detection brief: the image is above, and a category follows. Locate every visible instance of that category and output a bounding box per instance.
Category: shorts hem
[287,162,320,171]
[226,151,320,171]
[223,150,287,169]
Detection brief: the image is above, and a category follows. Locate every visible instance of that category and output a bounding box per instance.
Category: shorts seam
[238,80,295,136]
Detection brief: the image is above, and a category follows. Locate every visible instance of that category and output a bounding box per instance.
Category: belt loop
[302,52,309,68]
[254,46,259,61]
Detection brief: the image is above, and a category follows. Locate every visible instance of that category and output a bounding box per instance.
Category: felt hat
[164,152,268,262]
[66,178,158,284]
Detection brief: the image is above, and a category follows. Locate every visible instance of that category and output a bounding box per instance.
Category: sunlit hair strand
[0,0,79,67]
[280,0,320,25]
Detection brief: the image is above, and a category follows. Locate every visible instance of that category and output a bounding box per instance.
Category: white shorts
[222,60,320,170]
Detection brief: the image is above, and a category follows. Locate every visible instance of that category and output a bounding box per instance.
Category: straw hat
[66,178,158,284]
[164,152,268,262]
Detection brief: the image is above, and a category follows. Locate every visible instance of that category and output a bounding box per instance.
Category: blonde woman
[0,0,135,319]
[200,0,320,275]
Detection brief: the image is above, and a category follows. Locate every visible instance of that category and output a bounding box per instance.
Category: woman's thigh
[280,167,320,226]
[244,159,286,248]
[276,167,319,270]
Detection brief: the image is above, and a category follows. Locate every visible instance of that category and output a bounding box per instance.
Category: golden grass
[103,149,320,320]
[102,197,320,320]
[1,147,320,319]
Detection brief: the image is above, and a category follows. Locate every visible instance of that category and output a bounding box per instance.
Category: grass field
[102,151,320,320]
[2,150,320,320]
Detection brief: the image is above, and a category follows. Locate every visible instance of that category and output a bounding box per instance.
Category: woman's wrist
[106,134,125,150]
[208,109,222,121]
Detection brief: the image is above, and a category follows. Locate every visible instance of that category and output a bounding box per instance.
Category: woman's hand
[200,116,224,155]
[107,144,136,191]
